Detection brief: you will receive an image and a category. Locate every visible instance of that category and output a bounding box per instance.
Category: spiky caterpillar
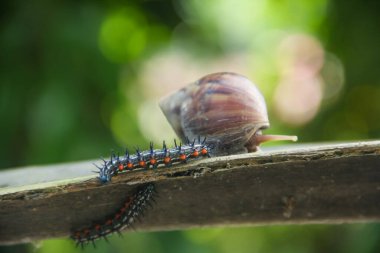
[97,137,211,183]
[71,183,156,248]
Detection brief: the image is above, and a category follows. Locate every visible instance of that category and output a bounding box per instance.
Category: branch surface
[0,141,379,245]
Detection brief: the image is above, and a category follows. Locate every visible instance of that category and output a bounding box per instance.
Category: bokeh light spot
[99,8,147,63]
[274,34,325,126]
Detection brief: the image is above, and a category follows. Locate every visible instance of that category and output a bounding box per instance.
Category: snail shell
[159,72,297,155]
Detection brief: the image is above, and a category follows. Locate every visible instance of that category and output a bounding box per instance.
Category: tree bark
[0,141,379,245]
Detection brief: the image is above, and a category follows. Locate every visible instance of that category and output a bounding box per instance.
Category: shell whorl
[160,72,297,155]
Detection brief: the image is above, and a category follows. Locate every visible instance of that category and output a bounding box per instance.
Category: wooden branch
[1,141,379,245]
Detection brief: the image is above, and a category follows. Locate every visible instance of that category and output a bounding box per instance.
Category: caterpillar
[96,136,211,183]
[71,183,156,248]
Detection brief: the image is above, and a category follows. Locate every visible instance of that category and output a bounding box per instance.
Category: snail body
[160,72,297,155]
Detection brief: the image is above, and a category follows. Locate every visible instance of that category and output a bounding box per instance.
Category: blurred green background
[1,0,379,252]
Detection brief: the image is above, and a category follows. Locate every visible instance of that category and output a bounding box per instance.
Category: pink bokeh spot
[274,34,325,126]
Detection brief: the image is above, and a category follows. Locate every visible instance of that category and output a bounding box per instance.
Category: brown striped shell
[159,72,297,155]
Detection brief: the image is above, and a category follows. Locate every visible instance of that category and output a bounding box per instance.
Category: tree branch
[0,141,379,245]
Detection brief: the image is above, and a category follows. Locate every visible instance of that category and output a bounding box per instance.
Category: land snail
[159,72,298,155]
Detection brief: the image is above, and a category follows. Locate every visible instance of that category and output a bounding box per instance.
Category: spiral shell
[160,72,297,155]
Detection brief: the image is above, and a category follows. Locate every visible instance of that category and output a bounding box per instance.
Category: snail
[159,72,297,155]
